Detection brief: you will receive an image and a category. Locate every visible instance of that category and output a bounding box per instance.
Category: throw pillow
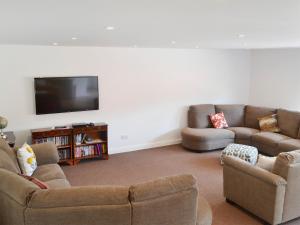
[17,143,37,176]
[18,174,49,189]
[210,112,229,129]
[258,114,280,132]
[256,154,276,172]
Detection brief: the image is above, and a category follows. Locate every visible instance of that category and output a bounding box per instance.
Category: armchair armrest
[31,142,59,165]
[223,156,286,225]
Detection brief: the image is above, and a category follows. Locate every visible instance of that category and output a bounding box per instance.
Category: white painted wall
[0,45,251,153]
[249,49,300,111]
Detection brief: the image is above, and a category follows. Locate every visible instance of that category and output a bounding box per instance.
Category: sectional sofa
[0,139,212,225]
[181,104,300,156]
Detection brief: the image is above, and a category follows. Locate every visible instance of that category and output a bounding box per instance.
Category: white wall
[0,45,251,153]
[249,49,300,111]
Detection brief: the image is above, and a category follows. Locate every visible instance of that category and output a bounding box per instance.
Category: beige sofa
[0,139,212,225]
[223,150,300,225]
[182,104,300,156]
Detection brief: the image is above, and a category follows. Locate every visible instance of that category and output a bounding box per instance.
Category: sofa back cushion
[245,105,277,129]
[0,150,20,174]
[215,104,245,127]
[272,150,300,220]
[0,139,21,173]
[129,174,198,225]
[188,104,215,128]
[277,109,300,138]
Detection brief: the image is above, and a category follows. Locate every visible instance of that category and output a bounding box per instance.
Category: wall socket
[120,135,128,140]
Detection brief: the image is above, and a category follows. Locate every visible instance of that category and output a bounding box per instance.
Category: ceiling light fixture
[106,26,115,30]
[71,37,78,40]
[52,42,58,46]
[238,34,246,38]
[171,41,176,44]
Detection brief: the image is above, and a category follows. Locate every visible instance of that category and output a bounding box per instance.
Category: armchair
[223,150,300,225]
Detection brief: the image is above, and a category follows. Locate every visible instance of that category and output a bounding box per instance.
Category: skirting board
[110,139,182,155]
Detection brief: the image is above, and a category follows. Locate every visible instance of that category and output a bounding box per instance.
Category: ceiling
[1,0,300,49]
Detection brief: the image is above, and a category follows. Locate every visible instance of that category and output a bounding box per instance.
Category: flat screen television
[34,76,99,115]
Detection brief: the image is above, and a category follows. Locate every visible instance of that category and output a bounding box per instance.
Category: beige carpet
[63,145,300,225]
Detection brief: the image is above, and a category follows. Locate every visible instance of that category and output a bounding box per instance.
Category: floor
[63,145,300,225]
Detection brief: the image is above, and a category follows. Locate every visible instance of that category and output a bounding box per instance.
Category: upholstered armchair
[223,150,300,225]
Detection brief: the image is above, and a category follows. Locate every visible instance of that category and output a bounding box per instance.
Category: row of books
[74,144,107,158]
[74,133,85,145]
[58,148,71,160]
[35,136,69,146]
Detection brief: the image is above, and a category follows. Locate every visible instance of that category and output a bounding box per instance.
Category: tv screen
[34,76,99,115]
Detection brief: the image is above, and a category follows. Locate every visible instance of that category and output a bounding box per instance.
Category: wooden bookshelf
[31,123,108,165]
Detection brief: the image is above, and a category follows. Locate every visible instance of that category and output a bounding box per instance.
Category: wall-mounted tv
[34,76,99,115]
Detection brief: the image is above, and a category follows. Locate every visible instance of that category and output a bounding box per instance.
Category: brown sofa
[0,139,212,225]
[223,150,300,225]
[181,104,300,156]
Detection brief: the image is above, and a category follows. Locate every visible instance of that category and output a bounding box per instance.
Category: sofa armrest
[223,156,286,225]
[31,142,59,165]
[28,186,129,208]
[25,186,131,225]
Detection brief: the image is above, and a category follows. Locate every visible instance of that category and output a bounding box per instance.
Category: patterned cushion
[221,143,258,165]
[210,112,229,129]
[17,143,37,176]
[258,114,280,133]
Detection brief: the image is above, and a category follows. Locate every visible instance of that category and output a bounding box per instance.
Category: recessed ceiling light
[171,41,176,44]
[106,26,115,30]
[71,37,78,40]
[53,42,58,46]
[238,34,246,38]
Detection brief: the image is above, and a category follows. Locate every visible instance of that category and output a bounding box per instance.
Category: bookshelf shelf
[31,123,108,165]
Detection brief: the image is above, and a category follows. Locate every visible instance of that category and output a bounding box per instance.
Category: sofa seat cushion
[182,128,234,141]
[227,127,260,140]
[45,178,71,188]
[181,128,234,151]
[252,132,290,148]
[278,139,300,153]
[32,164,66,182]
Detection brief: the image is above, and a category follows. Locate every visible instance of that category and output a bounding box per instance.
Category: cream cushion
[17,143,37,176]
[256,154,276,172]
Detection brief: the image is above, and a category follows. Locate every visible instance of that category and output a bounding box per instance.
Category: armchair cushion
[256,154,276,172]
[31,142,59,165]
